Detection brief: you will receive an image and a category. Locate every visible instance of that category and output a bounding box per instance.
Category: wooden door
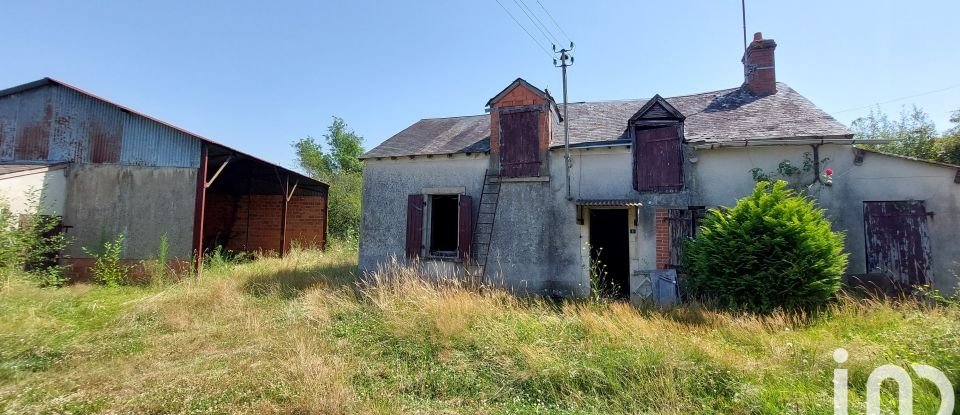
[863,201,932,285]
[499,110,541,178]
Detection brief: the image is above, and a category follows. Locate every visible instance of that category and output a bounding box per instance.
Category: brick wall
[655,208,670,269]
[203,193,327,254]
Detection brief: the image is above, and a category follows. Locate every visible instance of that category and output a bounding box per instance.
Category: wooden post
[192,144,209,274]
[280,175,289,257]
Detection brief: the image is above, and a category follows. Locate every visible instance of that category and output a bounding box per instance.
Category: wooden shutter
[500,110,541,178]
[634,125,683,192]
[457,195,473,260]
[405,194,424,259]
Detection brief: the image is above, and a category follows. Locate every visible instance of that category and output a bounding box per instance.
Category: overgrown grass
[0,249,957,414]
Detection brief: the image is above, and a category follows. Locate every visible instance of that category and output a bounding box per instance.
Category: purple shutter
[634,125,682,191]
[500,110,541,178]
[405,194,424,259]
[457,194,473,260]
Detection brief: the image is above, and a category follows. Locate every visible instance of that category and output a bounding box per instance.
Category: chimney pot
[753,32,763,42]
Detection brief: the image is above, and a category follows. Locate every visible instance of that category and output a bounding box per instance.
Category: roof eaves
[1,78,328,188]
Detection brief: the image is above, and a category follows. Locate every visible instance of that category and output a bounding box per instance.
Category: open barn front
[196,143,328,264]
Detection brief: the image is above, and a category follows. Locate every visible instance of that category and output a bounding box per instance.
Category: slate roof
[362,83,852,159]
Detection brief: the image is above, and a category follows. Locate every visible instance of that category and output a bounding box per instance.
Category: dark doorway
[589,209,630,298]
[863,201,933,286]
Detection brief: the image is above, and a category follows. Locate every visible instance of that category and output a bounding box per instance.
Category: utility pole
[554,42,574,201]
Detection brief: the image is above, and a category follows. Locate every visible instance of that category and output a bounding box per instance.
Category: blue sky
[2,1,958,169]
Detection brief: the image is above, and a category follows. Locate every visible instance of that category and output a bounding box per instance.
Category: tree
[292,117,365,246]
[851,105,939,161]
[940,109,960,165]
[684,181,847,313]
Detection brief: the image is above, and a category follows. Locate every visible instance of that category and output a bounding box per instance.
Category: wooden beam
[205,156,232,188]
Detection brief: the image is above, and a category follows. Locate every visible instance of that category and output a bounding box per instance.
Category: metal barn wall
[0,84,201,167]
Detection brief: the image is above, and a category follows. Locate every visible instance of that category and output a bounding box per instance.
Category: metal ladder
[472,170,501,277]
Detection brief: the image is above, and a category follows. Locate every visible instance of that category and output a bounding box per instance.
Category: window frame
[423,193,461,258]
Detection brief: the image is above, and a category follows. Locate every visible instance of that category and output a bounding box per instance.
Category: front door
[863,201,933,285]
[588,209,630,298]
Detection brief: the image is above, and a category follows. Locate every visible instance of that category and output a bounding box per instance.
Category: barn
[0,78,328,278]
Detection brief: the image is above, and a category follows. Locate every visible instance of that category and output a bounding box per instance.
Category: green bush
[83,233,131,287]
[0,194,70,287]
[684,181,848,312]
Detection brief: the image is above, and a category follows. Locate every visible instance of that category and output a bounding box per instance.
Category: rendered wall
[0,166,67,216]
[62,164,197,262]
[360,143,960,297]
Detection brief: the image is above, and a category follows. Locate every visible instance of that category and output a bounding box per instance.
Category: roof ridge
[419,114,488,121]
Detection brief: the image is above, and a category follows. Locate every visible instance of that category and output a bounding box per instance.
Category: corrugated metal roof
[363,83,853,159]
[0,78,325,187]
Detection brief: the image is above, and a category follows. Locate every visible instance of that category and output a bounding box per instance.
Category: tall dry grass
[0,249,957,414]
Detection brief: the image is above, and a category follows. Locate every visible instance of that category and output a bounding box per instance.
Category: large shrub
[685,181,847,312]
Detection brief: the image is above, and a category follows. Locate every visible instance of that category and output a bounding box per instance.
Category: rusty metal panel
[499,110,540,178]
[120,114,200,168]
[0,86,53,161]
[863,201,932,286]
[44,85,199,167]
[49,86,123,163]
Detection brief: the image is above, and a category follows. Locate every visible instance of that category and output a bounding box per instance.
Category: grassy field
[0,249,957,414]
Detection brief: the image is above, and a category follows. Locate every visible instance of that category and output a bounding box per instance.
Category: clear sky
[2,1,958,169]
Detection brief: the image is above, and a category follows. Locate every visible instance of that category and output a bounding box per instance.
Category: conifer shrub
[685,181,847,312]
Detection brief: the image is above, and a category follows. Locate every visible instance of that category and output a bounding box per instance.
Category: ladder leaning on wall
[471,169,501,278]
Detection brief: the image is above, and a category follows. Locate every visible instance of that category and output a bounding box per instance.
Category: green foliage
[143,233,170,284]
[292,116,365,244]
[0,193,70,287]
[685,181,848,313]
[83,234,131,287]
[203,245,246,273]
[750,152,831,191]
[0,251,957,413]
[852,105,960,165]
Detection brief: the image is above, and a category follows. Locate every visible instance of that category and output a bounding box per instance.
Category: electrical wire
[831,83,960,115]
[495,0,553,58]
[535,0,572,44]
[514,0,561,47]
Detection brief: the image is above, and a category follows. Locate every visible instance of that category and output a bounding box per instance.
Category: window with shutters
[499,110,541,178]
[634,125,683,191]
[629,95,685,192]
[405,193,472,260]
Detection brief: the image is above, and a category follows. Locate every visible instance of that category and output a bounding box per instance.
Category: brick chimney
[742,32,777,96]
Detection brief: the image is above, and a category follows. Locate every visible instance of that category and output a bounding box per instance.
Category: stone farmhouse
[359,33,960,300]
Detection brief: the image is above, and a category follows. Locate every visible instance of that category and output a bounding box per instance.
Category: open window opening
[405,193,472,260]
[428,194,459,257]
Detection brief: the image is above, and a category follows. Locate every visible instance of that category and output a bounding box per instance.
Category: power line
[832,83,960,115]
[514,0,561,47]
[495,0,553,58]
[535,0,572,43]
